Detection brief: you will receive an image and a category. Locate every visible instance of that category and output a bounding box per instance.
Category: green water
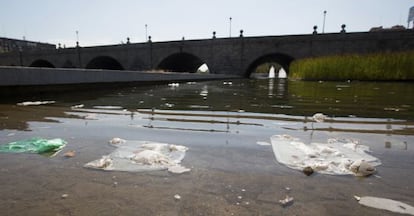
[0,79,413,215]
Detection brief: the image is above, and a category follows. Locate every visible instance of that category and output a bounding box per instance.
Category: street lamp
[76,30,79,47]
[145,24,148,42]
[322,10,327,33]
[229,17,232,37]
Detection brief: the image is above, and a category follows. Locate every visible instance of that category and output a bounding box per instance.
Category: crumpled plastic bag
[0,137,67,156]
[271,135,381,176]
[84,140,190,174]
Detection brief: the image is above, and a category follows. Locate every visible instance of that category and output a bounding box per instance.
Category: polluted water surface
[0,79,413,215]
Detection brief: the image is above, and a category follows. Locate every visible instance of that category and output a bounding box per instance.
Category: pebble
[303,166,314,176]
[63,150,76,158]
[174,194,181,200]
[61,194,69,199]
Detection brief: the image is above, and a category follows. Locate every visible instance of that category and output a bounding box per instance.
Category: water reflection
[1,79,413,134]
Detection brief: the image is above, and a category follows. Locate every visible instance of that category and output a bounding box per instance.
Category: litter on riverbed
[279,195,294,207]
[354,196,414,215]
[0,137,66,156]
[17,101,56,106]
[271,135,381,176]
[84,139,190,174]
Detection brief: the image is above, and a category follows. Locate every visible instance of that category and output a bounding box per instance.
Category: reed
[289,51,414,81]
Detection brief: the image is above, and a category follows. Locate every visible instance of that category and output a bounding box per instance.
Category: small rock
[61,194,69,199]
[174,194,181,200]
[303,166,314,176]
[63,150,76,158]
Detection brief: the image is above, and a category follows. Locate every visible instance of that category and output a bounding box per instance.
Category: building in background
[0,37,55,53]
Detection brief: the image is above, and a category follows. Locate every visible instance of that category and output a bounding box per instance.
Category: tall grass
[289,51,414,81]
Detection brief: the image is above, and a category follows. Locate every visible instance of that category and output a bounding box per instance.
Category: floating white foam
[17,101,55,106]
[271,135,381,176]
[84,140,190,174]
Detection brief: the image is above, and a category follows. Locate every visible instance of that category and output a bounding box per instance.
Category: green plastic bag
[0,137,66,155]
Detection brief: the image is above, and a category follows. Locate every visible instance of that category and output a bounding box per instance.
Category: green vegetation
[289,51,414,81]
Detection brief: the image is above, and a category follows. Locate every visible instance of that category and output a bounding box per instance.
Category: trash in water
[93,106,123,110]
[17,101,56,106]
[271,135,381,176]
[279,195,294,207]
[71,104,84,109]
[256,141,271,146]
[0,137,66,156]
[168,83,180,87]
[167,165,191,174]
[312,113,327,122]
[109,137,126,145]
[84,139,190,174]
[174,194,181,200]
[354,196,414,215]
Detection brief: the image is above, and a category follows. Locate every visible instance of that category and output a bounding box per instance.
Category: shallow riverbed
[0,79,413,215]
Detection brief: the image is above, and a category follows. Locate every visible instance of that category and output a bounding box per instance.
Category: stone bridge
[1,31,413,78]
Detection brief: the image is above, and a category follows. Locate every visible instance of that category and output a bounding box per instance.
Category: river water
[0,79,413,215]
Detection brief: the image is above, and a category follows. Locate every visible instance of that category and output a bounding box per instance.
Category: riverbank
[289,51,414,81]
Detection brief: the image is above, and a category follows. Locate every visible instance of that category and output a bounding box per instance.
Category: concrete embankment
[0,66,239,96]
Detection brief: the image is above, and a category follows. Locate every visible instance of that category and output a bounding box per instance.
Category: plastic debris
[109,137,126,145]
[168,83,180,87]
[279,195,294,207]
[354,196,414,215]
[256,141,271,146]
[174,194,181,200]
[0,137,66,156]
[84,139,190,174]
[312,113,327,122]
[17,101,56,106]
[168,165,191,174]
[71,104,84,109]
[271,135,381,176]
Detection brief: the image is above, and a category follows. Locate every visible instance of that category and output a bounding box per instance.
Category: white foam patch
[84,140,190,174]
[17,101,56,106]
[271,135,381,175]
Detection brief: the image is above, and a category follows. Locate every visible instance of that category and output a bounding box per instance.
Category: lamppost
[145,24,148,41]
[322,10,327,33]
[229,17,232,37]
[76,30,79,47]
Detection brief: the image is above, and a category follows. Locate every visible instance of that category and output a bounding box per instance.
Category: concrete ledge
[0,66,238,86]
[0,66,240,97]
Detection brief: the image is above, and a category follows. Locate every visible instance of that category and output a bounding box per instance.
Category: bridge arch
[30,59,55,68]
[86,56,124,70]
[157,52,207,73]
[246,53,294,78]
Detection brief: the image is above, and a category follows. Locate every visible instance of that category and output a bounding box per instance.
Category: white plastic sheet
[85,140,190,174]
[271,135,381,176]
[355,196,414,215]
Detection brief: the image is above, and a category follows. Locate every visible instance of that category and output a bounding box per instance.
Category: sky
[1,0,413,47]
